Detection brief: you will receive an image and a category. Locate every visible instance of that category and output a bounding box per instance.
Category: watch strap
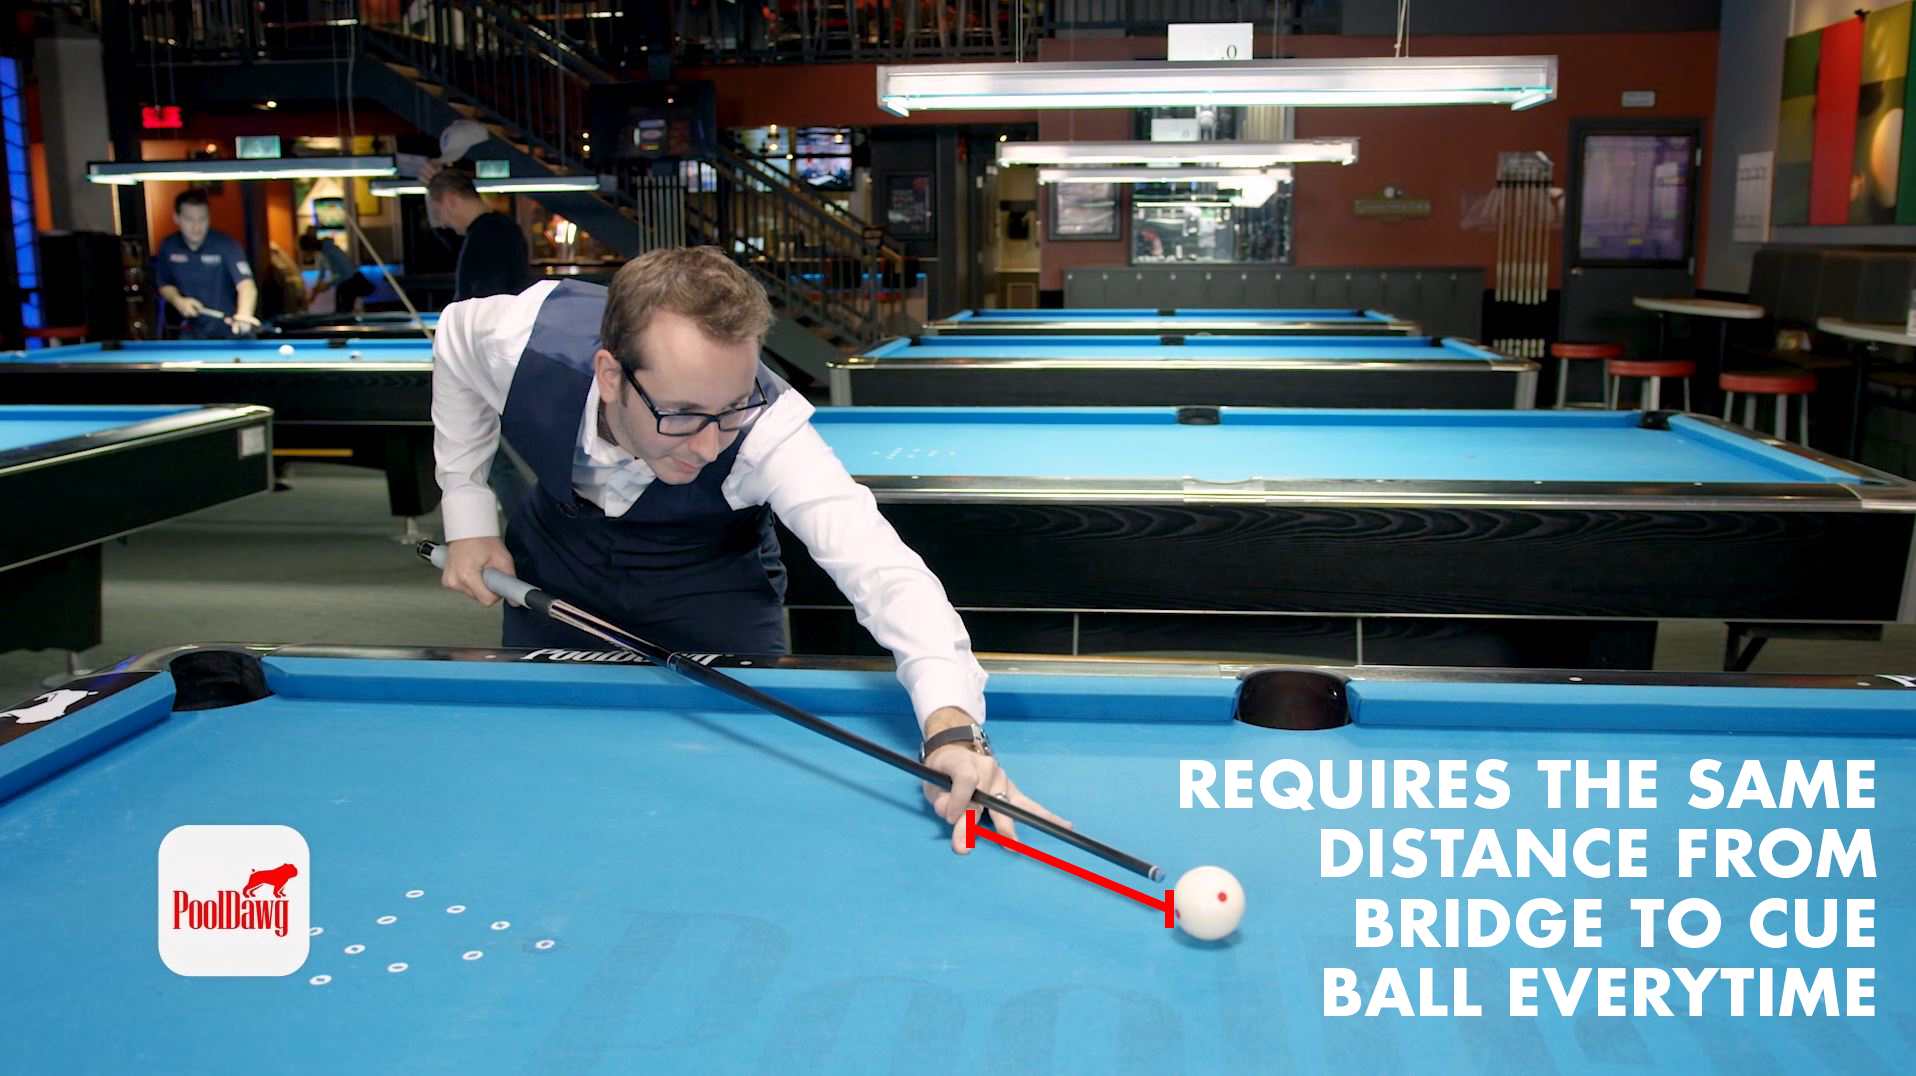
[919,723,990,762]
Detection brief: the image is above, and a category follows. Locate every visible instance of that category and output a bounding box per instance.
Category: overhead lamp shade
[369,175,606,197]
[999,139,1357,168]
[1036,166,1295,185]
[878,57,1557,115]
[85,156,400,185]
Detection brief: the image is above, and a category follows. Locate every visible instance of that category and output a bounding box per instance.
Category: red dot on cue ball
[1217,893,1228,902]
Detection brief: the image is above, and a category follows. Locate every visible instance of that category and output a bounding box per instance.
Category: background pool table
[782,407,1916,669]
[925,307,1421,336]
[832,335,1538,408]
[0,645,1908,1072]
[0,405,272,656]
[0,339,436,518]
[266,311,439,339]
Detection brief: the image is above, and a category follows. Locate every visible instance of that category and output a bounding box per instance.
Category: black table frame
[922,308,1423,337]
[265,312,436,340]
[0,354,436,518]
[830,336,1540,409]
[778,411,1916,670]
[0,406,274,654]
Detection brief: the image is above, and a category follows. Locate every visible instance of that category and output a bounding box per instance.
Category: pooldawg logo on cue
[158,825,310,976]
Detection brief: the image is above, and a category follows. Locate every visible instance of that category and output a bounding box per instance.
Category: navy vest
[495,280,789,654]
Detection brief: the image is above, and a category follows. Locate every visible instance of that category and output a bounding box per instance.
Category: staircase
[357,0,635,251]
[673,149,914,349]
[356,0,909,363]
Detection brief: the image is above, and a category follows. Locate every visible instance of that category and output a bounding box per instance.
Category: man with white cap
[419,121,532,300]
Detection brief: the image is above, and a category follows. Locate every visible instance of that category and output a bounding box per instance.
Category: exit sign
[141,105,183,129]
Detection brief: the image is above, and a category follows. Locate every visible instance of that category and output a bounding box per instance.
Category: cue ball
[350,350,363,360]
[1173,865,1244,941]
[277,343,295,356]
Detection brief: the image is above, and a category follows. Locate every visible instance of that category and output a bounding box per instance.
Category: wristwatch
[919,722,991,763]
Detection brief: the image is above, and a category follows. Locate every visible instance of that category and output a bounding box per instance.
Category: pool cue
[194,308,257,337]
[342,213,432,339]
[418,541,1166,883]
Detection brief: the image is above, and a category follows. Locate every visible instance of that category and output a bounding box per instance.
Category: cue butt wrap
[419,541,541,608]
[481,567,538,609]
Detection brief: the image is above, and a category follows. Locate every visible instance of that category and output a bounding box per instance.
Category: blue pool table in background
[0,645,1908,1072]
[779,407,1916,669]
[833,334,1538,408]
[296,263,403,305]
[925,307,1422,336]
[0,405,272,656]
[266,310,439,339]
[0,339,437,518]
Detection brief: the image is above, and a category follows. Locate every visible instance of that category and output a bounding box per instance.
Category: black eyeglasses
[622,368,768,437]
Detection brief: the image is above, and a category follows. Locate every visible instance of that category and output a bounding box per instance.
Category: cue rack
[1490,152,1556,361]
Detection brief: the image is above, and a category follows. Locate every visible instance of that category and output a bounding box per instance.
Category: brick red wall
[1032,32,1720,290]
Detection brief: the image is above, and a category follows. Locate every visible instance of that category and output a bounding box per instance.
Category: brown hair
[426,168,480,201]
[601,247,774,371]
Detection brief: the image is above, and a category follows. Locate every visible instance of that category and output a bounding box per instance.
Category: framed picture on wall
[1049,182,1121,240]
[884,173,934,238]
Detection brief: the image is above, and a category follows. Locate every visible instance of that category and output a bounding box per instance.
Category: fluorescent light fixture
[86,155,398,185]
[878,56,1557,114]
[1001,139,1356,168]
[1037,166,1293,185]
[368,174,606,197]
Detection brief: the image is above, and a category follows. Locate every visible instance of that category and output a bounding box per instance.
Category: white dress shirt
[430,281,988,730]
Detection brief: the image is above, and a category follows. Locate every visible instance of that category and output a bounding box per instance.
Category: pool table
[783,407,1916,668]
[0,405,273,656]
[266,311,439,339]
[832,335,1538,408]
[0,645,1907,1071]
[0,338,436,518]
[925,307,1421,336]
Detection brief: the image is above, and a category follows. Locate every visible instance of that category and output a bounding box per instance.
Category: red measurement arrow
[966,809,1175,928]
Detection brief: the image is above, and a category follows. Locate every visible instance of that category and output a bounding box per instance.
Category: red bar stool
[1721,370,1817,443]
[1607,358,1695,411]
[1549,341,1623,408]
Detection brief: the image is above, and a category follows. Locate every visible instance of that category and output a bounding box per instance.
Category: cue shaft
[417,542,1166,883]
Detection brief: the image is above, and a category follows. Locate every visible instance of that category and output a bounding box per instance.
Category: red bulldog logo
[170,864,297,937]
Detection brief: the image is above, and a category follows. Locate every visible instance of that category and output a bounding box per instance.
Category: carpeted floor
[4,462,1914,706]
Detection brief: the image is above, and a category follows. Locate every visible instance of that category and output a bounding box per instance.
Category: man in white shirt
[433,246,1063,852]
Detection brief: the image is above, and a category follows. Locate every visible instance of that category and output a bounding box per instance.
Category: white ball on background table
[277,343,295,356]
[350,350,362,360]
[1173,865,1244,941]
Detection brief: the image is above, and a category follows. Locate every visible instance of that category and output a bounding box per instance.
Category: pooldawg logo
[159,826,310,976]
[171,864,298,937]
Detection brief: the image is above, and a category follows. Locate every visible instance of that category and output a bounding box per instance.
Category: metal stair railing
[109,0,910,338]
[358,0,612,173]
[665,151,912,345]
[398,0,1039,65]
[1042,0,1335,35]
[718,145,913,342]
[363,0,905,343]
[672,0,1039,64]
